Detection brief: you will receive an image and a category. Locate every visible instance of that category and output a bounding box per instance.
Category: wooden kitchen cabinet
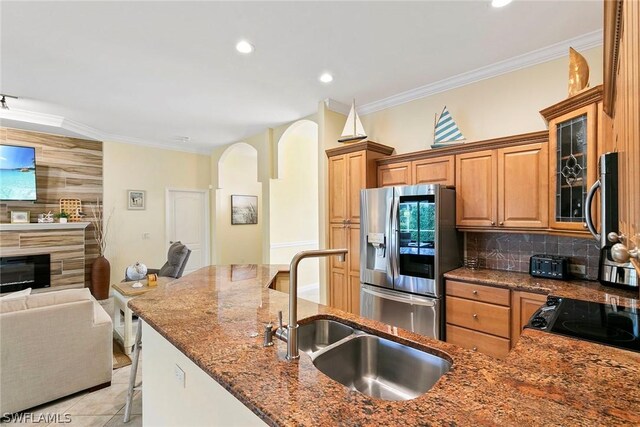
[377,161,411,187]
[327,141,394,314]
[603,1,640,273]
[540,87,602,233]
[445,280,511,359]
[412,155,455,186]
[456,144,548,230]
[455,150,497,227]
[511,291,547,347]
[498,143,548,228]
[377,155,455,187]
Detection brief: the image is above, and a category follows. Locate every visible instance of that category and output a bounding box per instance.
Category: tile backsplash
[465,232,601,280]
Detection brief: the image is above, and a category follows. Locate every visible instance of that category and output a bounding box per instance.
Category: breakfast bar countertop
[129,265,640,426]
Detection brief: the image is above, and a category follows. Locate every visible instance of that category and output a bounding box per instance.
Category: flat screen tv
[0,144,37,201]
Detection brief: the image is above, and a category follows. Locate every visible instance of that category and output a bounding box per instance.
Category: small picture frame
[10,211,30,224]
[231,195,258,225]
[127,190,146,210]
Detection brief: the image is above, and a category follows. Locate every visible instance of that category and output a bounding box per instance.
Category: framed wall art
[231,195,257,225]
[127,190,146,210]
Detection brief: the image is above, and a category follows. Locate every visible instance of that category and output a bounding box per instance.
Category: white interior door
[166,189,210,275]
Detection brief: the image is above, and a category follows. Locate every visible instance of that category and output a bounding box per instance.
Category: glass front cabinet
[543,87,602,232]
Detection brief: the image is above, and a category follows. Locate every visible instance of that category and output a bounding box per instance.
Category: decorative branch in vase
[89,198,114,300]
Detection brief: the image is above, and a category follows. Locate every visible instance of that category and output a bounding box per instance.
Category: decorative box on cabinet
[326,141,394,314]
[540,86,603,233]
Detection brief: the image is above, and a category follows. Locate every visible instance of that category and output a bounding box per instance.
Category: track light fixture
[0,94,18,110]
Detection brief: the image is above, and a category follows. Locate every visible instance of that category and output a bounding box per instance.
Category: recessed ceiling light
[235,40,254,54]
[319,73,334,83]
[491,0,512,7]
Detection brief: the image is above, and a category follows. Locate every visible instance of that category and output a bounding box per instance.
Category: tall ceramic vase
[91,255,111,300]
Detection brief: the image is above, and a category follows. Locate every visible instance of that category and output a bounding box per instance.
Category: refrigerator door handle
[585,179,601,242]
[389,192,400,281]
[361,285,437,307]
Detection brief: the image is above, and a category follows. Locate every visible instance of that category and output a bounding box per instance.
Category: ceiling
[0,1,603,152]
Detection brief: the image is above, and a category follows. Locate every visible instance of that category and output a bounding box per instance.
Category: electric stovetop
[527,296,640,353]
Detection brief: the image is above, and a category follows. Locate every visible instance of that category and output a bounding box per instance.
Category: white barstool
[124,320,142,423]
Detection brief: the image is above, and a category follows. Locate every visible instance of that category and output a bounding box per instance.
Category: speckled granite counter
[129,265,640,426]
[445,267,639,305]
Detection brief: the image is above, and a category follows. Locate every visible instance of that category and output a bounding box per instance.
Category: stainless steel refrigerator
[360,184,461,340]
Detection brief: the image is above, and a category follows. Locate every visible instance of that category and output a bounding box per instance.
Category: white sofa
[0,288,113,414]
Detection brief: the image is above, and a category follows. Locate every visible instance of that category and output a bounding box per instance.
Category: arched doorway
[270,120,320,302]
[216,142,262,264]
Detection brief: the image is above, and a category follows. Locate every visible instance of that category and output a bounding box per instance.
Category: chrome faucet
[275,249,348,360]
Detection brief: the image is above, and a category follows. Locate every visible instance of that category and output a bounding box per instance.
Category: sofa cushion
[0,288,91,314]
[0,288,32,300]
[159,241,189,278]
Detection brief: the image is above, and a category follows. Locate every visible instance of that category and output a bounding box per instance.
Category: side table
[112,277,172,355]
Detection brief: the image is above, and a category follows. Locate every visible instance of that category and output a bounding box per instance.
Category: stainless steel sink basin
[312,335,451,401]
[297,319,354,354]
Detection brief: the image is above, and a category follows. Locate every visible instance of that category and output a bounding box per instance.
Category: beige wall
[103,141,211,282]
[360,46,603,154]
[215,143,263,265]
[270,120,319,288]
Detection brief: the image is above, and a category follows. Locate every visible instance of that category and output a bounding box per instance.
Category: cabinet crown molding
[376,131,548,166]
[539,85,603,122]
[325,141,394,158]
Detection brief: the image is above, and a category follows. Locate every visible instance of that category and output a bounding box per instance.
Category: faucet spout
[281,248,348,360]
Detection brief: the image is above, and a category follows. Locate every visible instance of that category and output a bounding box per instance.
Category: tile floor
[2,356,142,427]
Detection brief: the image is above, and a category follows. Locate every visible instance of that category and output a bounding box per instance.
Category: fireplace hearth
[0,254,51,293]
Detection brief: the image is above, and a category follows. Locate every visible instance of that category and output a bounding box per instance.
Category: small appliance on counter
[529,254,570,280]
[359,184,461,340]
[585,152,638,290]
[526,295,639,353]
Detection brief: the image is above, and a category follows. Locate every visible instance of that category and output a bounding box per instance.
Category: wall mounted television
[0,144,37,201]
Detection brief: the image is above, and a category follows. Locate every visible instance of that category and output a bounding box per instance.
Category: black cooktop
[527,296,640,353]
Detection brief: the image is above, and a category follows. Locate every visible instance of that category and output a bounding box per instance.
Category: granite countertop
[129,265,640,426]
[445,267,639,306]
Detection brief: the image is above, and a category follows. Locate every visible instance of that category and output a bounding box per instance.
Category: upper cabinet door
[456,150,497,227]
[548,104,597,231]
[498,143,548,229]
[377,162,411,187]
[412,155,455,186]
[347,151,367,223]
[329,154,347,223]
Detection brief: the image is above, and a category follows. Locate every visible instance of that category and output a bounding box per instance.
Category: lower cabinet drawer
[446,296,510,338]
[446,324,511,359]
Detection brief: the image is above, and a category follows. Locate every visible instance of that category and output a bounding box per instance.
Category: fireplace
[0,254,51,293]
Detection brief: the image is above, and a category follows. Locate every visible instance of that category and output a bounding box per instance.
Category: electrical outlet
[142,232,151,240]
[174,364,186,388]
[569,263,586,275]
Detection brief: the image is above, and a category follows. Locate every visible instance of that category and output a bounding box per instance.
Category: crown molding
[358,30,603,116]
[0,109,212,155]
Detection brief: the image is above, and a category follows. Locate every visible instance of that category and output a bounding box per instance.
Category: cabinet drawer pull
[499,221,504,226]
[491,221,495,226]
[472,346,478,351]
[472,290,478,295]
[473,313,478,319]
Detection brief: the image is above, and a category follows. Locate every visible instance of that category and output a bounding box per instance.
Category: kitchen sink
[312,335,451,401]
[297,319,354,354]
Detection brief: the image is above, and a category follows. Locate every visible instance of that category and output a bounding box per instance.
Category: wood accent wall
[604,0,640,272]
[0,228,86,288]
[0,127,103,288]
